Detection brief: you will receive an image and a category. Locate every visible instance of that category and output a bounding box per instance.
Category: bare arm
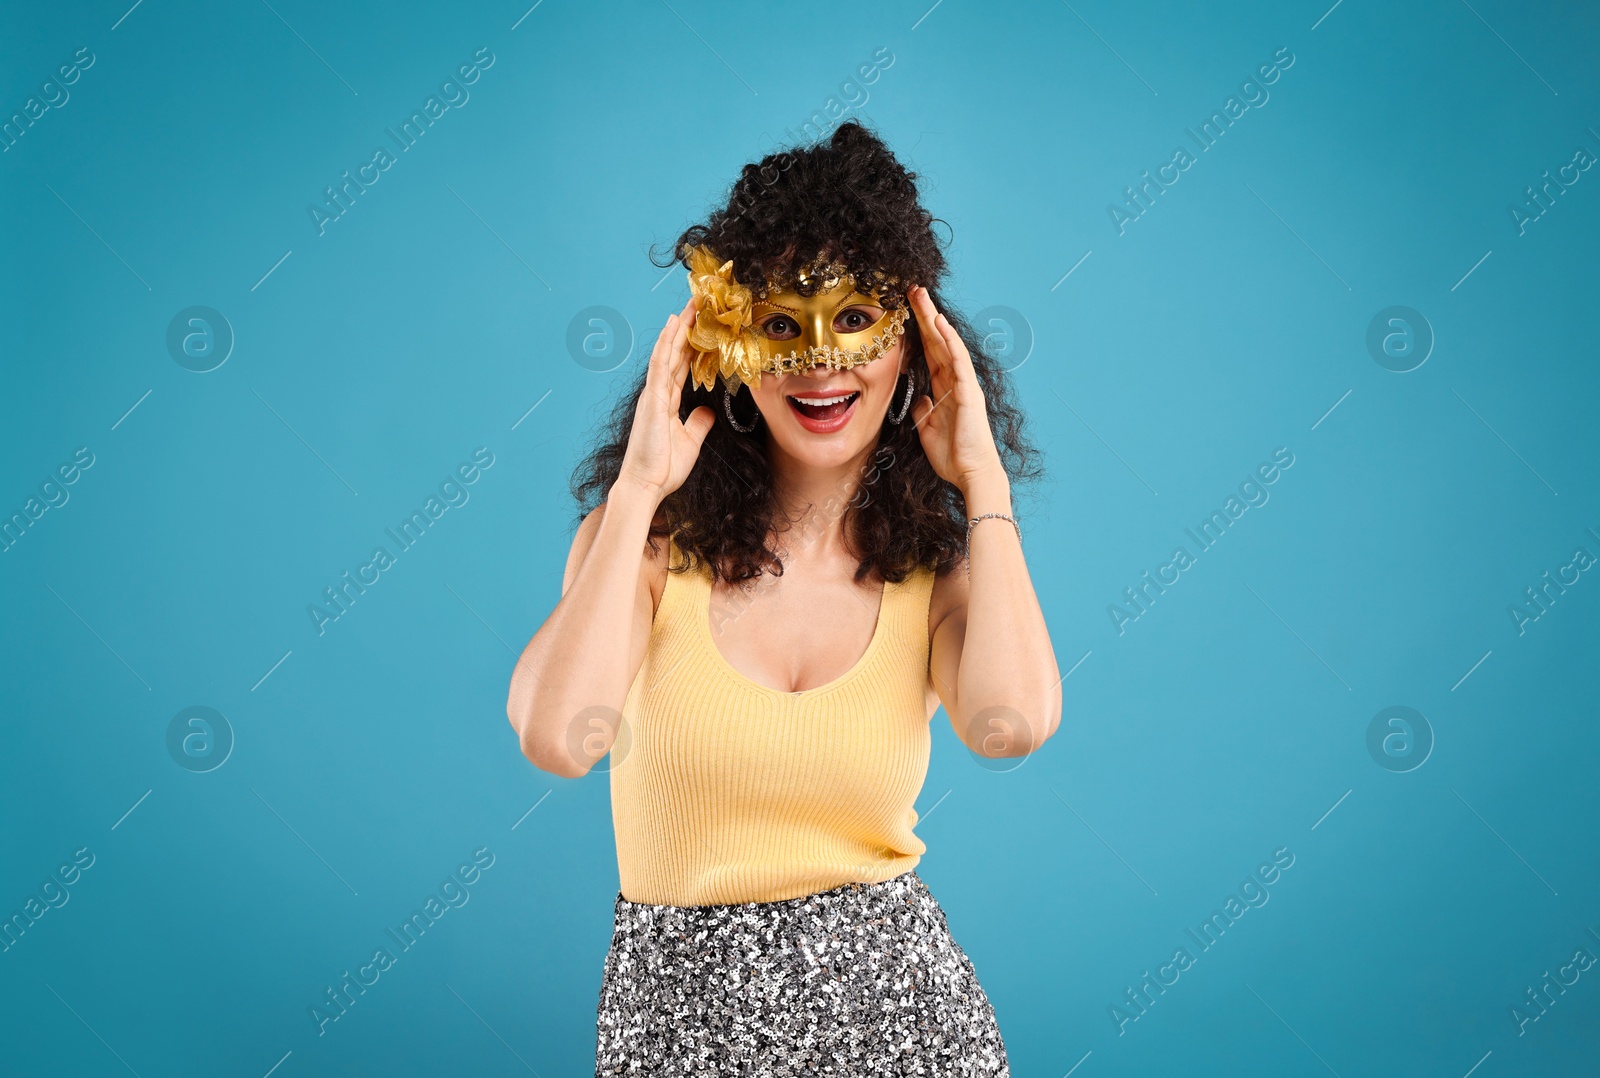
[929,471,1062,758]
[909,284,1062,757]
[505,490,658,778]
[506,296,714,778]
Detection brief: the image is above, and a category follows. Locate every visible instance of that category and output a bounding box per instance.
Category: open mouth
[786,391,860,425]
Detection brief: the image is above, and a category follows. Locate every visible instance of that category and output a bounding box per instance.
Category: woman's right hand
[614,296,718,501]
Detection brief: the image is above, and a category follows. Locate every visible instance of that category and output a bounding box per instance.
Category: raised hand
[615,297,717,499]
[906,285,1006,494]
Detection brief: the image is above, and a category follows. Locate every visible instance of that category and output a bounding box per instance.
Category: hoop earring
[722,384,761,433]
[887,369,916,425]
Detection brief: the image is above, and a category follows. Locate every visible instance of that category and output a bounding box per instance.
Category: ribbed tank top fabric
[609,534,938,907]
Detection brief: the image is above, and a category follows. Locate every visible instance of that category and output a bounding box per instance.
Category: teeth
[789,392,857,407]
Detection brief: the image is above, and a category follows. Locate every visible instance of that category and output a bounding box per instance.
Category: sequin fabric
[594,870,1009,1075]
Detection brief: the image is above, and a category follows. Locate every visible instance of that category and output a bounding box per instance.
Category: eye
[834,306,883,332]
[760,314,800,340]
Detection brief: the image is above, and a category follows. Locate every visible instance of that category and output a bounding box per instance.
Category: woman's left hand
[906,285,1007,494]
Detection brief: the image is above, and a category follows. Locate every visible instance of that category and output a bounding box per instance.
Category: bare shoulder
[563,501,674,617]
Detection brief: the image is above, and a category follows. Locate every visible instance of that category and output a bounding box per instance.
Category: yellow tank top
[610,534,939,906]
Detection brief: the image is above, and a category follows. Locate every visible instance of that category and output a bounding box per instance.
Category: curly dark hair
[570,120,1043,586]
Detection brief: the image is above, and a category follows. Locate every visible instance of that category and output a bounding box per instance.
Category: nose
[802,308,831,345]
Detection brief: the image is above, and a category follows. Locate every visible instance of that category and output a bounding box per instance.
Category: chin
[772,431,879,470]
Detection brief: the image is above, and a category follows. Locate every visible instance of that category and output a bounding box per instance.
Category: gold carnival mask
[684,244,908,392]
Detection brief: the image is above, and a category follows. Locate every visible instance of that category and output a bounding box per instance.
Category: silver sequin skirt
[594,870,1009,1075]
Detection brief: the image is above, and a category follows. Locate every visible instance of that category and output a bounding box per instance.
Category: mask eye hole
[759,314,801,340]
[833,306,883,333]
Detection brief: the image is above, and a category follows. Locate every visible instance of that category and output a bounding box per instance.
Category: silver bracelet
[967,512,1021,547]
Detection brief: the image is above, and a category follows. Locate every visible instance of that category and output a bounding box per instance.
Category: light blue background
[3,0,1598,1074]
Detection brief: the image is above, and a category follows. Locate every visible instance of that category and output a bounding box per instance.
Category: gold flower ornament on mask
[683,243,909,393]
[684,245,762,392]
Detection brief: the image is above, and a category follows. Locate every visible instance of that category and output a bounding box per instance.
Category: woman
[506,121,1060,1075]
